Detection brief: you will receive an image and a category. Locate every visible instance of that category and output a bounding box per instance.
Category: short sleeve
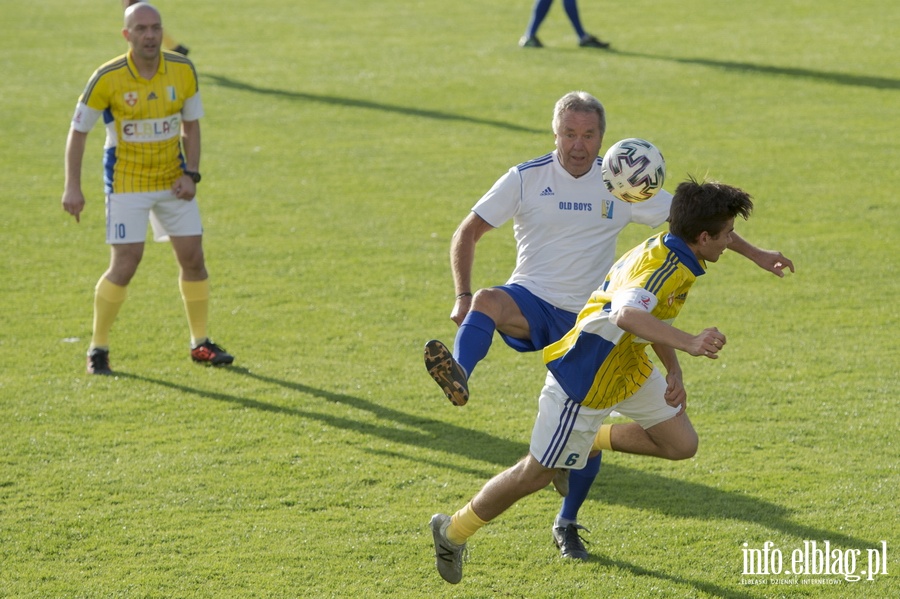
[471,168,521,228]
[611,287,659,315]
[71,102,102,133]
[182,91,204,122]
[630,189,672,228]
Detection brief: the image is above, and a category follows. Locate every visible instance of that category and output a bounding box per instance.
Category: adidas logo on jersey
[539,187,554,196]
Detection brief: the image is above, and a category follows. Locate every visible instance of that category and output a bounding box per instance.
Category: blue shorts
[496,284,578,353]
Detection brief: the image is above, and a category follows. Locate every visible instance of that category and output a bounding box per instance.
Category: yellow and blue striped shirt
[543,232,706,409]
[73,51,201,194]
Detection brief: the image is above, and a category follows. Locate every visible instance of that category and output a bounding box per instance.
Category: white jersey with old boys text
[472,150,672,312]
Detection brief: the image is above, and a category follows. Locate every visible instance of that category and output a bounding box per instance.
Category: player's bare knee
[474,287,528,335]
[668,434,698,460]
[175,249,205,274]
[107,257,141,284]
[517,456,557,491]
[471,288,500,313]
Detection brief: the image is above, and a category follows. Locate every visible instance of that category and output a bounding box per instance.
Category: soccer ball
[601,138,666,203]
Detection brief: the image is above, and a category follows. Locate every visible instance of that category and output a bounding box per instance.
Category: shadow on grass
[120,368,881,560]
[202,73,546,134]
[593,464,876,551]
[588,553,758,599]
[608,49,900,91]
[117,368,529,469]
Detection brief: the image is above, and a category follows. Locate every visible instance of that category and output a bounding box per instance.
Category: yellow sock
[91,277,127,349]
[447,502,487,545]
[179,278,209,345]
[592,424,613,452]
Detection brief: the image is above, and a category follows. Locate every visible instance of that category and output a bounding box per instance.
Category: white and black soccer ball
[601,138,666,203]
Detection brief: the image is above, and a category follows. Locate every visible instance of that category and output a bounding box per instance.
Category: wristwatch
[184,170,202,183]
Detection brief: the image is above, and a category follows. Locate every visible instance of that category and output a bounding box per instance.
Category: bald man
[63,3,232,374]
[122,0,189,54]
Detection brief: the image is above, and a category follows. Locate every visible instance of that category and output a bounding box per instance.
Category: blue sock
[558,452,602,523]
[562,0,587,39]
[453,311,496,378]
[525,0,554,38]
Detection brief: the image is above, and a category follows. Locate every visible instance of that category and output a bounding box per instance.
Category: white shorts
[529,368,679,470]
[106,191,203,244]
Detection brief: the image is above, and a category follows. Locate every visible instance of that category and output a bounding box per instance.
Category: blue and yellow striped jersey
[543,232,706,409]
[75,51,201,193]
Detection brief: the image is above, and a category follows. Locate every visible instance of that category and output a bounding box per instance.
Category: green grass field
[2,0,898,596]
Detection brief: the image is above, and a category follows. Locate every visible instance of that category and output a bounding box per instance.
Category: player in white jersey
[472,151,669,314]
[424,91,791,407]
[423,91,794,562]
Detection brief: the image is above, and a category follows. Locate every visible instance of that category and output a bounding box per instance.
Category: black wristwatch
[184,170,202,183]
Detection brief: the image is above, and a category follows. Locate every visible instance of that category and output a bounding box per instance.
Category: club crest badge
[124,91,138,107]
[601,199,614,219]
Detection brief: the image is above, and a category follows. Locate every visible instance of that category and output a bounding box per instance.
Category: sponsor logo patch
[121,114,182,142]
